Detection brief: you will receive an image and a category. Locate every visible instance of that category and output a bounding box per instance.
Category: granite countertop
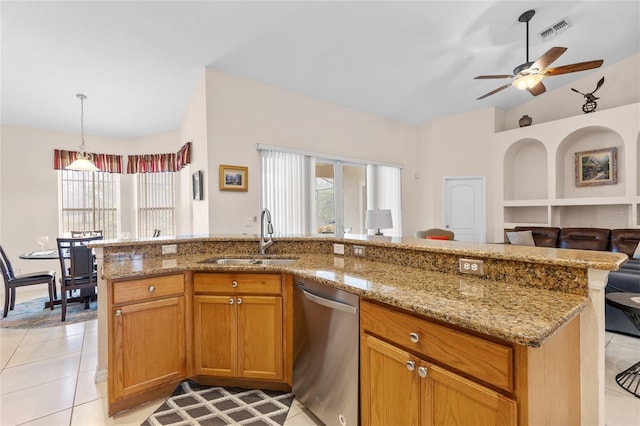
[101,252,589,348]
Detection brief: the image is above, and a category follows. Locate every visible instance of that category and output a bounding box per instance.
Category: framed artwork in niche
[575,147,617,187]
[219,164,248,191]
[192,170,203,200]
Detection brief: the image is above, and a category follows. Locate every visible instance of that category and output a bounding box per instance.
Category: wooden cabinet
[108,273,187,415]
[193,273,287,383]
[360,300,517,426]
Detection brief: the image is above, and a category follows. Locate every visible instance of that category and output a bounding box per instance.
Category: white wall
[0,125,180,273]
[202,68,421,236]
[179,73,209,236]
[503,53,640,131]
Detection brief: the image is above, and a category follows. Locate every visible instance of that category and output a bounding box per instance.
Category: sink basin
[254,258,297,265]
[200,258,257,265]
[200,257,298,265]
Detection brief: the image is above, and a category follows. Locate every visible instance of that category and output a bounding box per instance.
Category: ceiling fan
[474,9,604,100]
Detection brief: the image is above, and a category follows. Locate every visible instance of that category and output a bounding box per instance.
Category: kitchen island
[92,235,626,424]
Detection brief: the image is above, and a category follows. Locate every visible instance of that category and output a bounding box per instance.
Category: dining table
[19,248,96,309]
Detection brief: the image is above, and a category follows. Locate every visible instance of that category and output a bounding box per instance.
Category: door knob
[231,281,238,288]
[409,332,420,343]
[148,285,155,293]
[237,297,243,305]
[114,309,122,317]
[228,298,234,305]
[405,360,415,371]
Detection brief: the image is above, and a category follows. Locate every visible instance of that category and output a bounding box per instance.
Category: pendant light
[66,94,99,172]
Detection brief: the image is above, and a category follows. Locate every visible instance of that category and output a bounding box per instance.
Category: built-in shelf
[494,103,640,242]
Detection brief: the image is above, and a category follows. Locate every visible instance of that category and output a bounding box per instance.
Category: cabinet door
[194,295,237,377]
[237,295,283,380]
[421,363,517,426]
[112,296,185,400]
[360,334,421,426]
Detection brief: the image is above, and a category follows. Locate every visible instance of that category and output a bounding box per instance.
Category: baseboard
[95,368,108,383]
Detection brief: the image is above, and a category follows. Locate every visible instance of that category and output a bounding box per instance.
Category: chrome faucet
[259,208,274,255]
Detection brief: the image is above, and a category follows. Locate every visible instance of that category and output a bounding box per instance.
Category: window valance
[126,142,192,173]
[53,149,123,173]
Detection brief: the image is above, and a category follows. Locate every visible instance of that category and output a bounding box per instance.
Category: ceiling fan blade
[474,75,513,80]
[542,59,604,76]
[527,81,547,96]
[531,47,567,71]
[476,84,512,100]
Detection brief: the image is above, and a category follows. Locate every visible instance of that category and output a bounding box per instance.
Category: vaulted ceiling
[2,1,638,138]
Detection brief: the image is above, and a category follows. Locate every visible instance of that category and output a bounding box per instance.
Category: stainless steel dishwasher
[293,277,359,426]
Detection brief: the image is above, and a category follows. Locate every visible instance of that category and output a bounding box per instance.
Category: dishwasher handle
[297,285,357,315]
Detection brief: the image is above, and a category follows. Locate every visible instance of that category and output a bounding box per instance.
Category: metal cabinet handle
[405,360,415,371]
[231,281,238,288]
[237,297,243,305]
[114,309,122,317]
[409,332,420,343]
[148,285,155,293]
[418,366,428,378]
[228,298,234,305]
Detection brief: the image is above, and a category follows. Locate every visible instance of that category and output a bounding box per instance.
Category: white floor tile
[0,352,81,395]
[7,334,83,368]
[82,330,98,351]
[79,347,98,373]
[22,322,85,345]
[609,333,640,350]
[0,329,27,370]
[604,389,640,426]
[0,375,76,425]
[74,370,107,406]
[18,408,71,426]
[70,396,164,426]
[286,399,305,419]
[84,319,98,333]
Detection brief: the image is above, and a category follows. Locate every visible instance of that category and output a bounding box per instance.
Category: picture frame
[219,164,248,191]
[192,170,203,200]
[575,147,617,187]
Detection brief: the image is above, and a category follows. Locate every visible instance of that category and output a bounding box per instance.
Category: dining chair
[56,236,103,321]
[0,245,56,318]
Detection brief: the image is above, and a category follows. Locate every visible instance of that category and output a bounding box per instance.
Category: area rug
[0,296,97,328]
[142,380,295,426]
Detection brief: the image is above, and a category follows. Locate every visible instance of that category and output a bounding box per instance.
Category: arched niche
[503,138,547,200]
[556,126,625,199]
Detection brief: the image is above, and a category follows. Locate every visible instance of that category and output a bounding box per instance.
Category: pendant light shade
[66,94,99,172]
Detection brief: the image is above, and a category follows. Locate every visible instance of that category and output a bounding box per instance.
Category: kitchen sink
[200,257,298,265]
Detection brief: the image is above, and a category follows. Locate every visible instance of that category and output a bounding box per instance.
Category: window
[260,145,402,236]
[59,170,120,239]
[136,172,175,238]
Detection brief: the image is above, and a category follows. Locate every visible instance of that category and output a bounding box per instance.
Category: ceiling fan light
[512,73,544,90]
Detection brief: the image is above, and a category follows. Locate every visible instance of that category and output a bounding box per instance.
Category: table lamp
[365,209,393,236]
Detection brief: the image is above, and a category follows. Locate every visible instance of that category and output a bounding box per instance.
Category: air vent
[539,17,571,41]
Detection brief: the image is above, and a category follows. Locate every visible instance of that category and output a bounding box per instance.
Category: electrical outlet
[333,243,345,255]
[161,244,177,255]
[353,245,365,257]
[459,258,485,275]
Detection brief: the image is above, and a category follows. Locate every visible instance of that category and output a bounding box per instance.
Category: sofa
[511,227,640,337]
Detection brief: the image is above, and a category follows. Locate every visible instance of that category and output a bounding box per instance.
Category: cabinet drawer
[360,300,514,393]
[194,273,281,295]
[112,274,184,305]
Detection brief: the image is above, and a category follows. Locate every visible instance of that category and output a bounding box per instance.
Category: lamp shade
[66,156,100,172]
[365,209,393,235]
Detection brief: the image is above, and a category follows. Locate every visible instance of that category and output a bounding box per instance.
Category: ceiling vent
[539,17,571,41]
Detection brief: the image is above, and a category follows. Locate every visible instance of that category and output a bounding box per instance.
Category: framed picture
[575,147,617,187]
[219,164,248,191]
[192,170,203,200]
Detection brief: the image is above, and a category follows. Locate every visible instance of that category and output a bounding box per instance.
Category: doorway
[443,177,486,242]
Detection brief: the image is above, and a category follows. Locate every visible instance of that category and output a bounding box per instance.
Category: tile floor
[1,286,639,425]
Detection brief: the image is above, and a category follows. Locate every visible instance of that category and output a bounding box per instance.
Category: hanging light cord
[76,94,92,160]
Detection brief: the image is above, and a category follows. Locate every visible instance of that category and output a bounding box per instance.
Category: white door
[443,177,486,242]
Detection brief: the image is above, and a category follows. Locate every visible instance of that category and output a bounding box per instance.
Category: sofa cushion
[559,228,611,251]
[513,226,560,247]
[610,229,640,258]
[506,230,535,246]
